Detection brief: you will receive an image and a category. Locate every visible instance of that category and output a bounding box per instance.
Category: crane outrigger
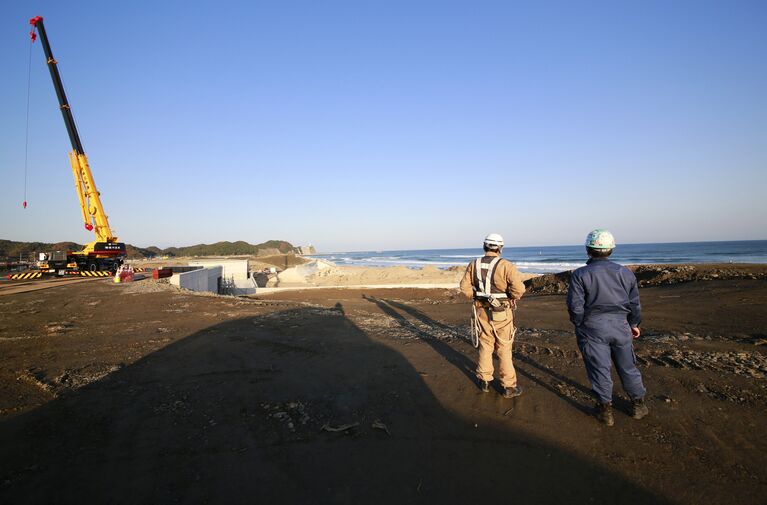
[29,16,125,274]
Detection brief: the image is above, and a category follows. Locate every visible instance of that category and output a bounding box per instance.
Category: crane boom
[29,16,125,272]
[29,17,84,155]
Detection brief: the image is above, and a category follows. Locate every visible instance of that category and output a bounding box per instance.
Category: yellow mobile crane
[29,16,125,273]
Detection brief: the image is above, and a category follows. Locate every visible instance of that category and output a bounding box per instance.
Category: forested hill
[157,240,295,257]
[0,239,296,259]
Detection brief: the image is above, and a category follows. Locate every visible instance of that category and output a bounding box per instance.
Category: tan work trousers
[474,302,517,388]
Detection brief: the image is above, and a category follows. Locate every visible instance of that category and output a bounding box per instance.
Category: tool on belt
[470,298,517,347]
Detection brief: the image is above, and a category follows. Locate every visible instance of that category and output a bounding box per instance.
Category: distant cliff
[296,245,317,255]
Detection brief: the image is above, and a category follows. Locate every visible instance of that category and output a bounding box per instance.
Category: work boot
[631,398,649,420]
[502,386,523,399]
[479,380,490,393]
[596,403,614,426]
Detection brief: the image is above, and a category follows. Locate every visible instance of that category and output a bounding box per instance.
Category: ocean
[310,240,767,274]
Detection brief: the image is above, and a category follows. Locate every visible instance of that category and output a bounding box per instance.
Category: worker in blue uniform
[567,229,648,426]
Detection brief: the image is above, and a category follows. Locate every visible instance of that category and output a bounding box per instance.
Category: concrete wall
[189,259,255,295]
[191,259,248,278]
[170,266,223,293]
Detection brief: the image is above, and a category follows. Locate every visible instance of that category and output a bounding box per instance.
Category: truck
[29,16,126,274]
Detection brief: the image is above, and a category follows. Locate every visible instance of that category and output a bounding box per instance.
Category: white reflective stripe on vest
[473,257,507,299]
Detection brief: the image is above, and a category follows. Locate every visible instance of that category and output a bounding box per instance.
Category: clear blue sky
[1,0,765,252]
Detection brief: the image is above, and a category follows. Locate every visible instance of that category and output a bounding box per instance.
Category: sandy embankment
[262,259,538,291]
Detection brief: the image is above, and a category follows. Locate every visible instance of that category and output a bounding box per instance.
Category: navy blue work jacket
[567,258,641,331]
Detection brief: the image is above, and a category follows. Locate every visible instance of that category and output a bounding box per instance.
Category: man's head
[585,229,615,258]
[483,233,504,253]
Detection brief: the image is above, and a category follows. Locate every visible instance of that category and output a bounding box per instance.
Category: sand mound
[273,260,336,285]
[309,264,461,286]
[269,262,462,287]
[524,263,767,295]
[268,261,539,289]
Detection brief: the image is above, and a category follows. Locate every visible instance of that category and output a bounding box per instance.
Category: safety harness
[473,256,507,301]
[470,256,513,347]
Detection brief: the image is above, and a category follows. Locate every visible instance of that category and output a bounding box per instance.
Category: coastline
[308,240,767,274]
[262,260,767,292]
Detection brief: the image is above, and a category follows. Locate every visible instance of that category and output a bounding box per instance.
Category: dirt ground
[0,273,765,504]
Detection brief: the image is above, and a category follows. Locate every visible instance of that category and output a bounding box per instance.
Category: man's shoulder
[616,262,637,278]
[572,260,609,279]
[604,259,632,273]
[593,260,636,279]
[572,263,590,276]
[497,257,519,271]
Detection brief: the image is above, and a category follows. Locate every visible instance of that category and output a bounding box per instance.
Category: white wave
[316,254,584,273]
[337,258,465,267]
[371,259,464,266]
[513,261,584,269]
[514,262,584,273]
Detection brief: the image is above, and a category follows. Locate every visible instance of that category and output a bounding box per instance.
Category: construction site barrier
[79,271,111,277]
[153,268,173,279]
[9,272,43,280]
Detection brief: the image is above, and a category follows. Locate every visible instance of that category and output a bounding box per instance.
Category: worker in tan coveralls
[460,233,526,397]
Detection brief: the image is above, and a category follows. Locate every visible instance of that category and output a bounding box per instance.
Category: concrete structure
[189,258,255,295]
[170,266,223,294]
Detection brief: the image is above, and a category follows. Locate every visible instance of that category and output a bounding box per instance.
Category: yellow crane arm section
[69,151,119,251]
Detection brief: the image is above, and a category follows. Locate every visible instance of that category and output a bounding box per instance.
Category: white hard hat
[483,233,504,249]
[585,229,616,249]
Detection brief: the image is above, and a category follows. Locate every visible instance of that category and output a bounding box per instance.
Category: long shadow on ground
[0,305,669,504]
[363,295,477,382]
[371,296,595,413]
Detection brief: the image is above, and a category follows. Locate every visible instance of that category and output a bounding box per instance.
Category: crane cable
[23,26,36,210]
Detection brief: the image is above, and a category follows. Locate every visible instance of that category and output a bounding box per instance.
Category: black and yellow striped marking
[79,271,111,277]
[10,272,43,280]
